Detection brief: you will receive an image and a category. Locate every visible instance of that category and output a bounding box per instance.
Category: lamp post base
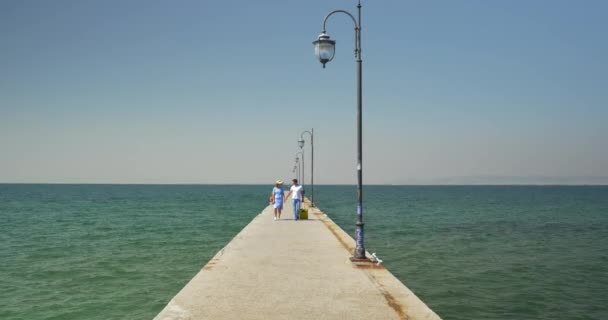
[349,256,384,270]
[349,256,371,262]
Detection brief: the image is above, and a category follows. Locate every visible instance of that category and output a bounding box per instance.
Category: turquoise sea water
[1,184,607,319]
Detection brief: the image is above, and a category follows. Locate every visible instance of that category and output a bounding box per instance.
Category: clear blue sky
[1,0,607,184]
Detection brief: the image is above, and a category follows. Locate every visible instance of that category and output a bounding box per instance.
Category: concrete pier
[154,199,442,320]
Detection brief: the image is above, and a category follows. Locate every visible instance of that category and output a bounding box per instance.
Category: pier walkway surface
[154,199,441,320]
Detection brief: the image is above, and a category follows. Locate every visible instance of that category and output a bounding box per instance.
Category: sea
[1,184,607,320]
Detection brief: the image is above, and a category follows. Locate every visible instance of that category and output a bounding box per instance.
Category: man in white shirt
[285,178,305,220]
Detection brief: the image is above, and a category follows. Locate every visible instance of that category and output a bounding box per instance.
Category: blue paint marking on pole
[356,227,364,248]
[357,204,362,216]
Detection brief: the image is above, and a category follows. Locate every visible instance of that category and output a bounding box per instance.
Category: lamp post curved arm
[321,10,361,59]
[299,129,314,206]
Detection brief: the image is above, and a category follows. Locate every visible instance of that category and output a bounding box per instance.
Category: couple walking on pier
[270,179,304,221]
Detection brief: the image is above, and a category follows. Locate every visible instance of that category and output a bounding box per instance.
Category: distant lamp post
[299,129,314,206]
[295,152,303,182]
[292,164,299,181]
[297,144,305,189]
[295,158,299,181]
[313,0,366,259]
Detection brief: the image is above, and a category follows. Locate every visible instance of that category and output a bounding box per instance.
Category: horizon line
[1,182,607,187]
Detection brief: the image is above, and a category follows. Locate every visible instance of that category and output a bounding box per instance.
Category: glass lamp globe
[298,138,305,148]
[313,33,336,68]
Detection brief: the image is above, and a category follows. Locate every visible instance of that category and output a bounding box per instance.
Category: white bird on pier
[371,252,383,266]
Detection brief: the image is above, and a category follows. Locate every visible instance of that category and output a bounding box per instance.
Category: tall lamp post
[313,0,366,259]
[298,129,314,206]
